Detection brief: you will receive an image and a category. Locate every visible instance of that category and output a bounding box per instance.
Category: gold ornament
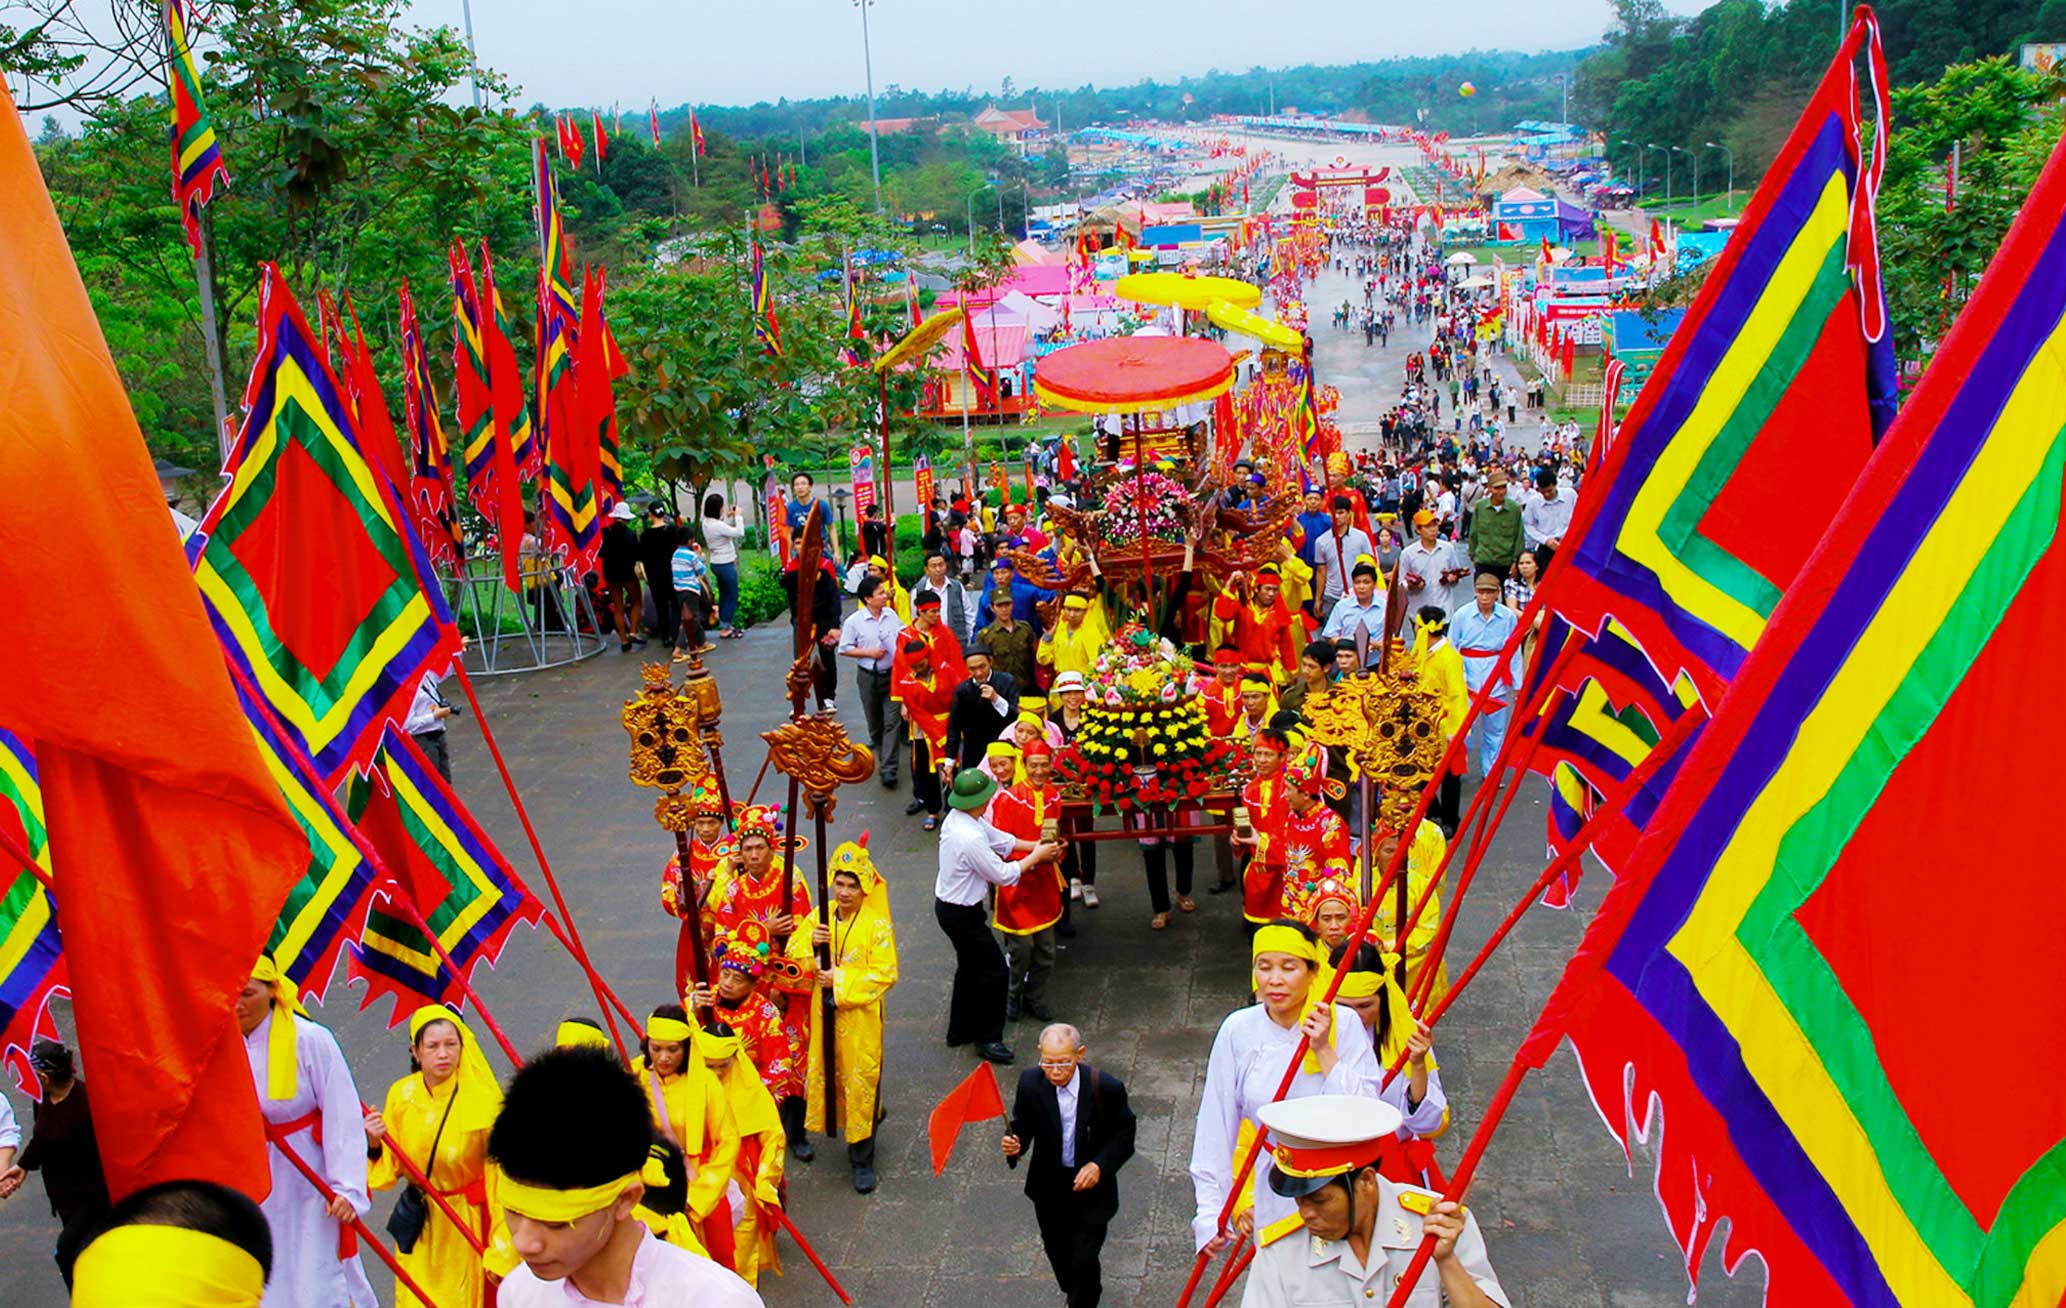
[622,662,711,794]
[761,715,876,820]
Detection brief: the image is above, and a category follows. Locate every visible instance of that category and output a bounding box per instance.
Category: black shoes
[976,1042,1015,1064]
[880,775,899,789]
[790,1133,815,1163]
[904,798,927,815]
[1207,879,1237,894]
[1023,1002,1054,1022]
[852,1166,877,1194]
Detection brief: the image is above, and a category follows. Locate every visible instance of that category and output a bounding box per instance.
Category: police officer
[1240,1095,1507,1308]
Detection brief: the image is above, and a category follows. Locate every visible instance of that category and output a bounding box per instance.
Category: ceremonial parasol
[1205,301,1303,351]
[1114,270,1261,312]
[1032,336,1238,414]
[873,307,965,373]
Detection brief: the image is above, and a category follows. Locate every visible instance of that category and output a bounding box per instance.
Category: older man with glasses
[1002,1024,1138,1308]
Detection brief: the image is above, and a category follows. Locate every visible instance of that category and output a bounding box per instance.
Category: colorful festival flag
[849,442,876,517]
[961,308,996,403]
[751,241,782,356]
[481,241,540,479]
[691,109,706,157]
[450,240,526,591]
[534,141,600,573]
[0,730,65,1095]
[763,468,790,568]
[1538,13,1896,707]
[195,265,462,785]
[1519,121,2066,1308]
[912,454,933,515]
[346,727,541,1023]
[227,671,380,1003]
[649,100,662,146]
[0,89,308,1200]
[590,109,608,165]
[586,268,630,509]
[339,294,409,496]
[165,0,229,255]
[398,278,461,569]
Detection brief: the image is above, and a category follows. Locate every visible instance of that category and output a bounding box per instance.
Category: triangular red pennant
[927,1061,1006,1174]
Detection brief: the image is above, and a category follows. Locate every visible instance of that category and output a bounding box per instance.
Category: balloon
[1459,81,1477,98]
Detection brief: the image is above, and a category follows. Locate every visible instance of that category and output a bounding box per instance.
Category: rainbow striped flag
[481,244,539,480]
[194,266,460,785]
[752,241,782,356]
[591,270,629,507]
[0,730,65,1094]
[231,673,380,1001]
[1544,14,1897,709]
[165,0,228,254]
[534,141,600,573]
[398,278,461,570]
[1520,127,2066,1308]
[345,728,540,1024]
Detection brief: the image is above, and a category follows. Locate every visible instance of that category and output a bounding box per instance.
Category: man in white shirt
[491,1045,763,1308]
[907,549,972,641]
[1396,511,1470,635]
[934,768,1059,1065]
[402,669,456,781]
[1313,495,1376,618]
[1320,560,1388,669]
[1521,467,1574,576]
[837,575,906,789]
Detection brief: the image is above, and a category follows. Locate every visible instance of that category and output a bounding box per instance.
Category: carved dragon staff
[778,499,829,951]
[761,713,874,1138]
[620,662,719,1017]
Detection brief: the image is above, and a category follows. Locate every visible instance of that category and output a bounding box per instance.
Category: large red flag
[0,82,306,1201]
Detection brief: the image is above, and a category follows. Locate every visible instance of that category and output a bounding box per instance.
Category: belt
[858,664,893,676]
[265,1111,357,1259]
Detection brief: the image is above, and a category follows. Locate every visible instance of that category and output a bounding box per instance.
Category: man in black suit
[943,645,1019,774]
[1002,1024,1137,1308]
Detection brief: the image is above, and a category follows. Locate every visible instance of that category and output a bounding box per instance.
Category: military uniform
[1239,1095,1507,1308]
[1239,1178,1507,1307]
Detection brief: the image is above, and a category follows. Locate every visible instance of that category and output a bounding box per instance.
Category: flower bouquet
[1057,624,1239,813]
[1096,466,1190,551]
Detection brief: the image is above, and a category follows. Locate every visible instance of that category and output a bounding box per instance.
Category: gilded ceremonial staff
[761,709,875,1136]
[777,499,831,945]
[622,661,721,1002]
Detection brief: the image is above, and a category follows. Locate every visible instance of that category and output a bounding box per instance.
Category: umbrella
[1444,251,1478,265]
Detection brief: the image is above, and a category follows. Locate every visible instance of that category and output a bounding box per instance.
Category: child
[670,538,715,660]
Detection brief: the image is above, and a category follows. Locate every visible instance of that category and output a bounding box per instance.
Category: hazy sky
[406,0,1720,111]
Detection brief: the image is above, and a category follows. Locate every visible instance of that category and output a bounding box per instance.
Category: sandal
[1082,887,1100,909]
[922,815,940,832]
[1178,895,1198,913]
[1150,912,1171,930]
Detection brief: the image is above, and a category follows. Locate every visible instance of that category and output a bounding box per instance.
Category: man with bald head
[1002,1024,1137,1307]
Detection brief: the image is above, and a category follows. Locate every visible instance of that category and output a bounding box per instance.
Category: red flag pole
[454,664,634,1064]
[385,893,529,1069]
[1380,1058,1531,1308]
[270,1131,449,1308]
[0,822,51,891]
[354,1103,488,1256]
[765,1202,854,1304]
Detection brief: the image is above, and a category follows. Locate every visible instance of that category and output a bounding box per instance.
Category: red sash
[265,1110,358,1258]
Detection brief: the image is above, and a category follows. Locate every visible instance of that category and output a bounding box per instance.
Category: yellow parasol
[1205,301,1304,351]
[872,306,966,374]
[1115,271,1261,311]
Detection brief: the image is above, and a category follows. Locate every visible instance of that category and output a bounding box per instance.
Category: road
[0,224,1758,1308]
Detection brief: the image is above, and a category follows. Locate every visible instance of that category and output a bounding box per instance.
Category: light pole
[966,183,991,257]
[854,0,884,213]
[1649,143,1671,210]
[1615,138,1645,201]
[458,0,483,108]
[1672,145,1697,215]
[1557,73,1568,130]
[1705,140,1735,214]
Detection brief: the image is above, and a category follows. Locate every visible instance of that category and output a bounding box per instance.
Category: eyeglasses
[1038,1058,1079,1070]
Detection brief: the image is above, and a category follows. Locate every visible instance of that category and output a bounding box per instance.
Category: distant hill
[651,50,1590,144]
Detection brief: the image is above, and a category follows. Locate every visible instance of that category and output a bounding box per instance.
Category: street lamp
[1006,179,1033,240]
[1671,145,1698,214]
[854,0,883,213]
[832,486,851,557]
[1614,138,1647,202]
[1705,140,1736,215]
[965,183,992,257]
[1648,143,1671,209]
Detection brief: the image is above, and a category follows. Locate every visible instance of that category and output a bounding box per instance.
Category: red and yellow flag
[0,83,305,1203]
[165,0,228,254]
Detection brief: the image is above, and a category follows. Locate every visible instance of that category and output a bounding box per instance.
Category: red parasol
[1033,336,1237,414]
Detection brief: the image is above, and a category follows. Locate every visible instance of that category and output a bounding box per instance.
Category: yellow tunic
[629,1055,741,1225]
[718,1058,788,1286]
[1373,819,1451,1004]
[1036,612,1106,678]
[369,1073,499,1308]
[804,903,899,1141]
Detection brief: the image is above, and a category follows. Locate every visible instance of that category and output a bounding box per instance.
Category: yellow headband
[499,1172,642,1224]
[72,1224,263,1308]
[556,1020,610,1049]
[1251,924,1321,967]
[698,1030,743,1059]
[1333,970,1383,999]
[646,1015,694,1044]
[250,957,300,1101]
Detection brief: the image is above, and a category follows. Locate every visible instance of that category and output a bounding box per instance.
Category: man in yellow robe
[805,836,900,1194]
[699,1024,787,1285]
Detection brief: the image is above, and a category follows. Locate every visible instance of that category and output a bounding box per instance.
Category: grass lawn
[1446,239,1600,268]
[1632,191,1743,228]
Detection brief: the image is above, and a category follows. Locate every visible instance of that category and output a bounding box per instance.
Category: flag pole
[193,214,234,470]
